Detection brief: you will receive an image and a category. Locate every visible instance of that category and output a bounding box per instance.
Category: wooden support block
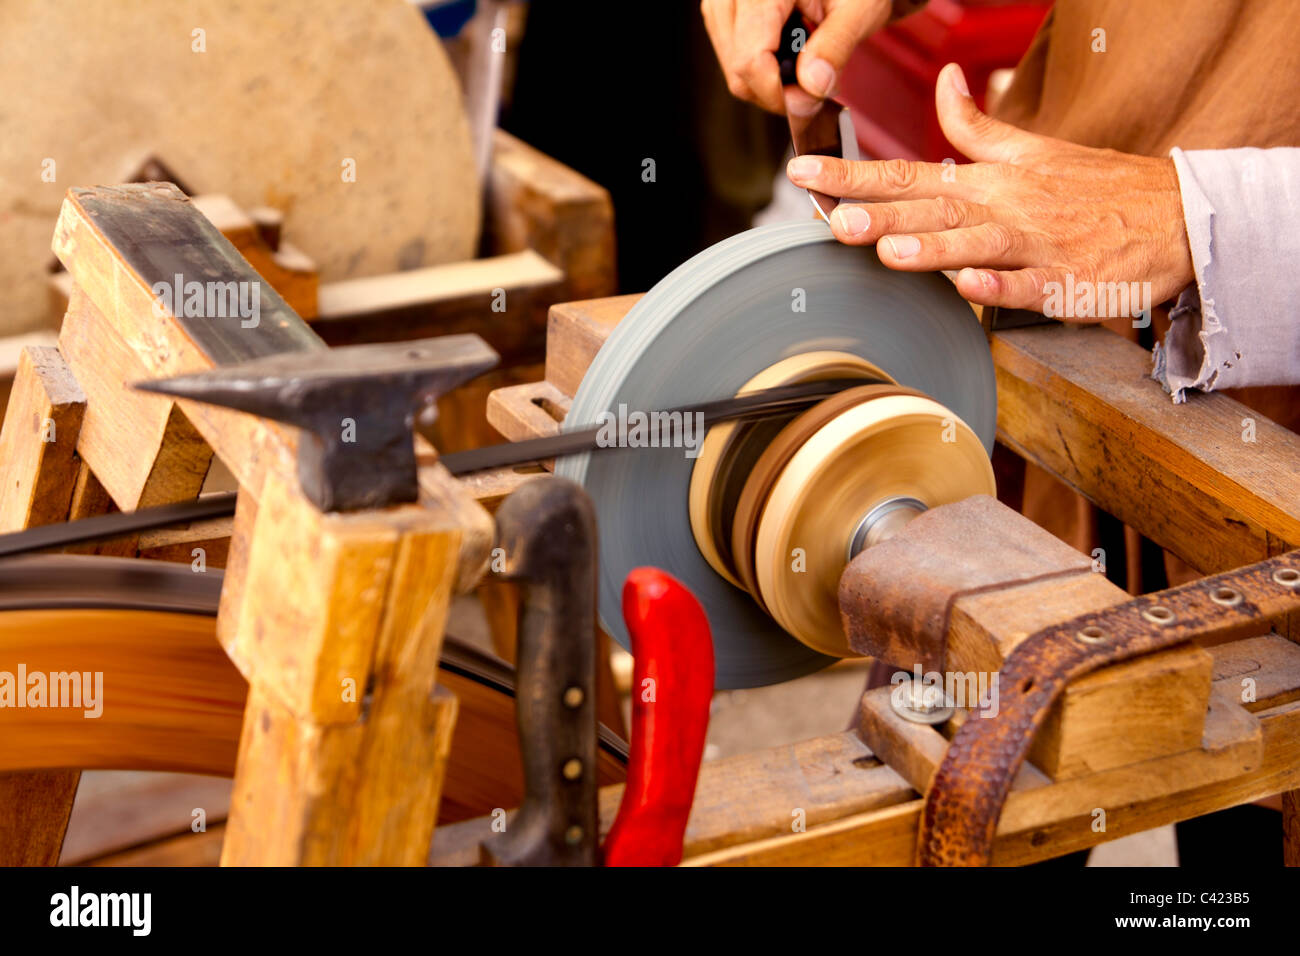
[314,250,562,362]
[220,478,464,865]
[485,378,569,445]
[948,570,1216,780]
[992,325,1300,577]
[222,684,458,866]
[52,185,493,588]
[226,474,400,720]
[190,194,318,320]
[1210,633,1300,711]
[544,294,642,397]
[0,345,86,866]
[858,686,1049,795]
[62,462,136,557]
[0,346,85,531]
[1031,645,1213,780]
[457,465,548,513]
[59,287,213,512]
[137,517,233,568]
[484,129,617,303]
[0,331,60,415]
[857,688,951,794]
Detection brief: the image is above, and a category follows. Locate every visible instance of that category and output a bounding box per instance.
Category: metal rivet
[1141,605,1176,625]
[1076,625,1106,644]
[562,685,584,709]
[1210,586,1243,607]
[561,758,583,781]
[1273,567,1300,588]
[564,825,584,846]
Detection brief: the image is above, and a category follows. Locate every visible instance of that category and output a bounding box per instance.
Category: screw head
[891,678,954,725]
[561,758,583,781]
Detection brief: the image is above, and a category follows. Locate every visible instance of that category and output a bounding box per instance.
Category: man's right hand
[701,0,896,114]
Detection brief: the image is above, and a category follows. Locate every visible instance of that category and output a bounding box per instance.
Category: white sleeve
[1152,147,1300,403]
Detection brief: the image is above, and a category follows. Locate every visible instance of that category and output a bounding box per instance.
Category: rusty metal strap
[919,547,1300,866]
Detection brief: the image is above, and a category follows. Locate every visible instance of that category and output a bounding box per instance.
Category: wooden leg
[1285,789,1300,867]
[0,771,81,865]
[480,579,521,663]
[0,346,87,865]
[219,475,464,865]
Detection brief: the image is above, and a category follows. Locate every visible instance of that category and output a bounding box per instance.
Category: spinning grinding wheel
[558,221,997,688]
[0,0,479,334]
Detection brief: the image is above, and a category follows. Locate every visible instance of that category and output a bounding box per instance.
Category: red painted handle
[602,567,714,866]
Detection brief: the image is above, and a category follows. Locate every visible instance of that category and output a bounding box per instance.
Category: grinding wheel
[558,222,997,688]
[0,0,479,334]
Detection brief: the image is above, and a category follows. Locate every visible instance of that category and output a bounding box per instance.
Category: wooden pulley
[688,350,892,589]
[753,391,994,656]
[688,363,995,656]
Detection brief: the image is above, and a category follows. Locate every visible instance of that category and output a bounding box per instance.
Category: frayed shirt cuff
[1153,147,1300,403]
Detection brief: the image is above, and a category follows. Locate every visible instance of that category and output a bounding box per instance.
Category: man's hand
[786,63,1196,318]
[701,0,892,114]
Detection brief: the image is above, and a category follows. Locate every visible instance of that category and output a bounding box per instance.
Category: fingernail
[803,57,836,98]
[787,156,821,182]
[961,267,996,292]
[885,235,921,259]
[949,64,970,98]
[833,205,869,237]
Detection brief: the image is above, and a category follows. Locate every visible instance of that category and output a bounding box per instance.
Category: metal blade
[440,377,875,475]
[778,11,855,223]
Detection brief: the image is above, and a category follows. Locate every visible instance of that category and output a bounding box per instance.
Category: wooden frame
[444,293,1300,866]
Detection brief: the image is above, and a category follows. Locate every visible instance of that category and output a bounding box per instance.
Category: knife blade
[777,9,861,223]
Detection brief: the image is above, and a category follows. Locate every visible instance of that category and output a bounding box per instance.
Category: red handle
[602,567,714,866]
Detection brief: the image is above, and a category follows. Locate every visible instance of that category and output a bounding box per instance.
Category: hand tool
[603,568,713,867]
[556,221,997,687]
[482,477,599,866]
[777,9,860,222]
[137,334,499,512]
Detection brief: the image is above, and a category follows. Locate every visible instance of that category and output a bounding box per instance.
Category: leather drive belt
[0,379,870,559]
[920,546,1300,866]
